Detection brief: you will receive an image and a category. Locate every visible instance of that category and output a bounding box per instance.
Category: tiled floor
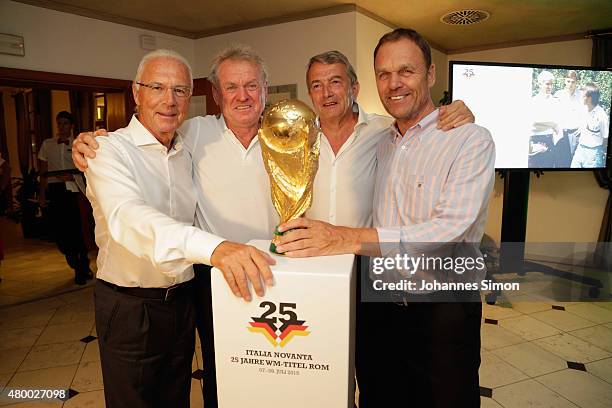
[0,287,204,407]
[0,217,95,307]
[0,287,610,407]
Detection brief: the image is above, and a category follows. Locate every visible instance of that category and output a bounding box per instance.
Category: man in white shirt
[85,49,274,408]
[73,45,473,407]
[572,83,609,168]
[38,111,92,284]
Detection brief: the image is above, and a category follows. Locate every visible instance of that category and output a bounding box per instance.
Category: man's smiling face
[133,56,191,142]
[213,59,267,130]
[374,38,435,131]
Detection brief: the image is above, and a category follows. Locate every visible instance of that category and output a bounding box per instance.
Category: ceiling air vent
[440,10,490,25]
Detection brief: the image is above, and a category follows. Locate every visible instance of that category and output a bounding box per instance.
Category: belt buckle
[164,285,178,301]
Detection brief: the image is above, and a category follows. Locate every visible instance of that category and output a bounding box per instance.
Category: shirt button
[401,145,406,150]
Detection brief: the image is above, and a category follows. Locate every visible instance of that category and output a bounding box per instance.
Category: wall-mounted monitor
[449,61,612,170]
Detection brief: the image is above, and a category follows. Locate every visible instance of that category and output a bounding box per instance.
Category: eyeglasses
[136,82,192,98]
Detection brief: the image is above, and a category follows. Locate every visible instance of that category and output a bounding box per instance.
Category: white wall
[355,13,390,115]
[194,13,357,104]
[0,1,194,80]
[448,39,606,244]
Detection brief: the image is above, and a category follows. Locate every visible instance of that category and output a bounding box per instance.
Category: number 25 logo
[247,301,310,347]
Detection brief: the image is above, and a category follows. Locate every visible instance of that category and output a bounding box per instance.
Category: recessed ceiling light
[440,9,491,25]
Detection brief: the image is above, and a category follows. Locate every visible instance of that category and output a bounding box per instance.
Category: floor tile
[0,401,63,407]
[0,348,30,375]
[0,298,64,319]
[48,304,94,325]
[482,303,523,320]
[537,369,612,408]
[479,352,528,389]
[36,322,93,346]
[481,397,503,408]
[531,309,597,331]
[570,325,612,353]
[0,327,44,351]
[190,378,203,407]
[481,323,525,350]
[0,373,11,391]
[586,358,612,385]
[6,364,78,391]
[594,302,612,312]
[0,309,55,331]
[195,346,203,370]
[493,378,578,408]
[534,333,611,364]
[565,303,612,324]
[492,341,567,377]
[63,389,105,408]
[511,301,554,315]
[498,315,561,341]
[57,289,94,306]
[71,361,103,392]
[81,341,100,363]
[19,342,85,372]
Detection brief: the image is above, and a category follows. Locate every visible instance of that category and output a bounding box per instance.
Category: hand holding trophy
[258,99,320,253]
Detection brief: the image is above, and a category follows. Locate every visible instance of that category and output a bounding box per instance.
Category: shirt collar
[217,114,260,151]
[392,108,439,141]
[128,115,184,149]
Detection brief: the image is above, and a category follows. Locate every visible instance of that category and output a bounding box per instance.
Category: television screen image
[449,62,612,170]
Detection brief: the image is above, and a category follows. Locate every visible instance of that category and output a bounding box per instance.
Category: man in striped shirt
[277,28,495,407]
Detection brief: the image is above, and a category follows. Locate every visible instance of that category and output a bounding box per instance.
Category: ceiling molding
[353,6,447,54]
[14,0,198,38]
[447,32,587,55]
[355,6,395,29]
[194,4,357,38]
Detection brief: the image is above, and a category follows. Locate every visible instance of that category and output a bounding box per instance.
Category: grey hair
[306,50,358,87]
[134,49,193,87]
[208,44,268,89]
[537,70,554,83]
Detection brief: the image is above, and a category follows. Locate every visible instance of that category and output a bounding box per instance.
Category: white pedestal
[211,240,356,408]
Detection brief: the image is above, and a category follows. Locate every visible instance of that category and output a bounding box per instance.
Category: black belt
[98,279,194,301]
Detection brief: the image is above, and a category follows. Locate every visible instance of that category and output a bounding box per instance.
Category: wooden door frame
[0,67,220,118]
[0,67,135,119]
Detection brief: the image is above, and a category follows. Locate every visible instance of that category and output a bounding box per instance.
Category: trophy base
[269,226,284,255]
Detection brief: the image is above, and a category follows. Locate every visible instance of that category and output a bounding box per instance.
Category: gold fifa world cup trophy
[258,99,320,254]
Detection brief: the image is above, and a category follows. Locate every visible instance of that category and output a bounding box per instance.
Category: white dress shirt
[38,136,79,191]
[85,116,225,288]
[307,104,393,228]
[181,115,278,243]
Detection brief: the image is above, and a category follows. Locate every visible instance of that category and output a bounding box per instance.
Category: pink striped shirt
[374,109,495,259]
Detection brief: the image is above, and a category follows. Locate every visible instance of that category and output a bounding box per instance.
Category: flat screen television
[449,61,612,170]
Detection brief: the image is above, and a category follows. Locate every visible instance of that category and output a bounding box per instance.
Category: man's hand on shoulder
[437,100,475,131]
[211,241,276,302]
[72,129,108,171]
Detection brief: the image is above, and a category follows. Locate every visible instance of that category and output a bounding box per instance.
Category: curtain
[13,92,30,176]
[69,91,94,134]
[33,89,52,151]
[591,32,612,266]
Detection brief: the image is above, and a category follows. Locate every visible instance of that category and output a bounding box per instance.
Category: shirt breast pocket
[399,174,443,223]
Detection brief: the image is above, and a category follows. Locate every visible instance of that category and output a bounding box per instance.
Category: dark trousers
[47,183,90,278]
[194,264,218,407]
[94,280,196,408]
[356,287,482,408]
